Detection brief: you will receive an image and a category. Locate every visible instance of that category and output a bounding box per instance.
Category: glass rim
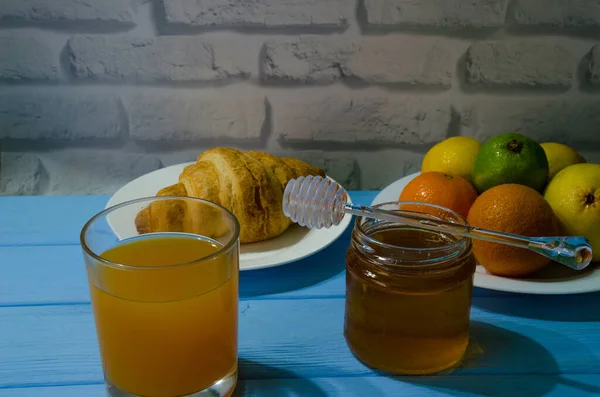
[354,201,469,254]
[80,196,241,270]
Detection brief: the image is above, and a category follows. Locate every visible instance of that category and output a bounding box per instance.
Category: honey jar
[344,202,476,375]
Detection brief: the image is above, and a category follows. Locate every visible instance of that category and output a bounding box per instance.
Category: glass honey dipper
[283,175,593,271]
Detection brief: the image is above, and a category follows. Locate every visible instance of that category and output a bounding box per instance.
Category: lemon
[472,132,549,193]
[422,136,481,182]
[544,163,600,262]
[541,142,586,182]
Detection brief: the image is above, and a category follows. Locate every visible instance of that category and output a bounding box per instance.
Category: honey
[344,202,476,375]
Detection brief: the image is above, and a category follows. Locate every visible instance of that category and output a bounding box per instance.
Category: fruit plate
[106,162,352,272]
[373,172,600,295]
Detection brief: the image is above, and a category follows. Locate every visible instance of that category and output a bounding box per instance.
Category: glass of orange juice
[80,196,240,397]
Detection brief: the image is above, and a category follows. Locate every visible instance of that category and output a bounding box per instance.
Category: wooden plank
[0,246,89,306]
[0,240,557,306]
[0,384,104,397]
[0,305,101,387]
[1,299,599,388]
[0,192,375,247]
[2,374,600,397]
[0,191,593,307]
[0,196,109,247]
[0,240,349,306]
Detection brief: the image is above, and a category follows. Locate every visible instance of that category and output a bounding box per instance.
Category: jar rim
[354,201,470,257]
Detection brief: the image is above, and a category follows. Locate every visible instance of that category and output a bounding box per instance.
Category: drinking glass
[80,196,240,397]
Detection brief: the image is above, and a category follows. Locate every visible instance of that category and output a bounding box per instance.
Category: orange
[467,184,559,277]
[399,172,478,219]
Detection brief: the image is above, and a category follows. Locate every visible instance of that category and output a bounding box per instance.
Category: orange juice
[87,234,238,397]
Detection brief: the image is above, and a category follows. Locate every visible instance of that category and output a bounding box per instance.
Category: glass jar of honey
[344,202,476,375]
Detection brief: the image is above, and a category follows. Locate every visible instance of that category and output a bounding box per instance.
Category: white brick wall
[590,44,600,86]
[126,94,267,141]
[0,34,59,81]
[465,40,575,88]
[262,36,453,86]
[511,0,600,29]
[0,0,137,27]
[67,35,254,82]
[0,0,599,195]
[163,0,354,29]
[0,94,124,139]
[364,0,510,29]
[274,95,451,144]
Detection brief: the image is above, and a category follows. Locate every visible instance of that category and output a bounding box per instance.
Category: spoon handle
[282,175,594,271]
[348,204,593,271]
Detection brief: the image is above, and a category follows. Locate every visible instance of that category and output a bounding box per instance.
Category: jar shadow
[239,239,347,298]
[380,321,600,397]
[459,321,559,375]
[472,294,600,322]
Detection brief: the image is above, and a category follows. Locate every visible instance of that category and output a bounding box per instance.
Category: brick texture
[589,44,600,87]
[512,0,600,29]
[1,0,599,194]
[262,36,452,87]
[466,40,574,88]
[310,153,359,190]
[44,151,162,195]
[364,0,509,29]
[459,99,600,143]
[163,0,353,29]
[357,149,423,189]
[579,150,600,165]
[274,151,359,189]
[0,34,59,82]
[0,94,124,140]
[0,153,44,196]
[68,36,252,83]
[0,0,135,26]
[275,95,451,145]
[127,95,267,141]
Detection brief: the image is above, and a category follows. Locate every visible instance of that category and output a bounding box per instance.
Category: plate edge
[372,172,600,295]
[105,165,353,271]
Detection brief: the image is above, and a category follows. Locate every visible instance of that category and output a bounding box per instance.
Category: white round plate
[106,162,352,271]
[372,172,600,295]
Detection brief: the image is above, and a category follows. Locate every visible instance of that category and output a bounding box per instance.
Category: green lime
[472,132,549,193]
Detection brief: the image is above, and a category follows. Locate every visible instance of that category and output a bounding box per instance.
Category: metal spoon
[283,175,593,271]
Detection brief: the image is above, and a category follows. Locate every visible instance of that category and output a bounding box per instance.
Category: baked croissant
[135,148,326,243]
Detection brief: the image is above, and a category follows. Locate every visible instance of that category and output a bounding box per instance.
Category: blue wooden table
[1,191,600,397]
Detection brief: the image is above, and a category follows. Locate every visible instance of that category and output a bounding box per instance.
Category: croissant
[135,148,326,243]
